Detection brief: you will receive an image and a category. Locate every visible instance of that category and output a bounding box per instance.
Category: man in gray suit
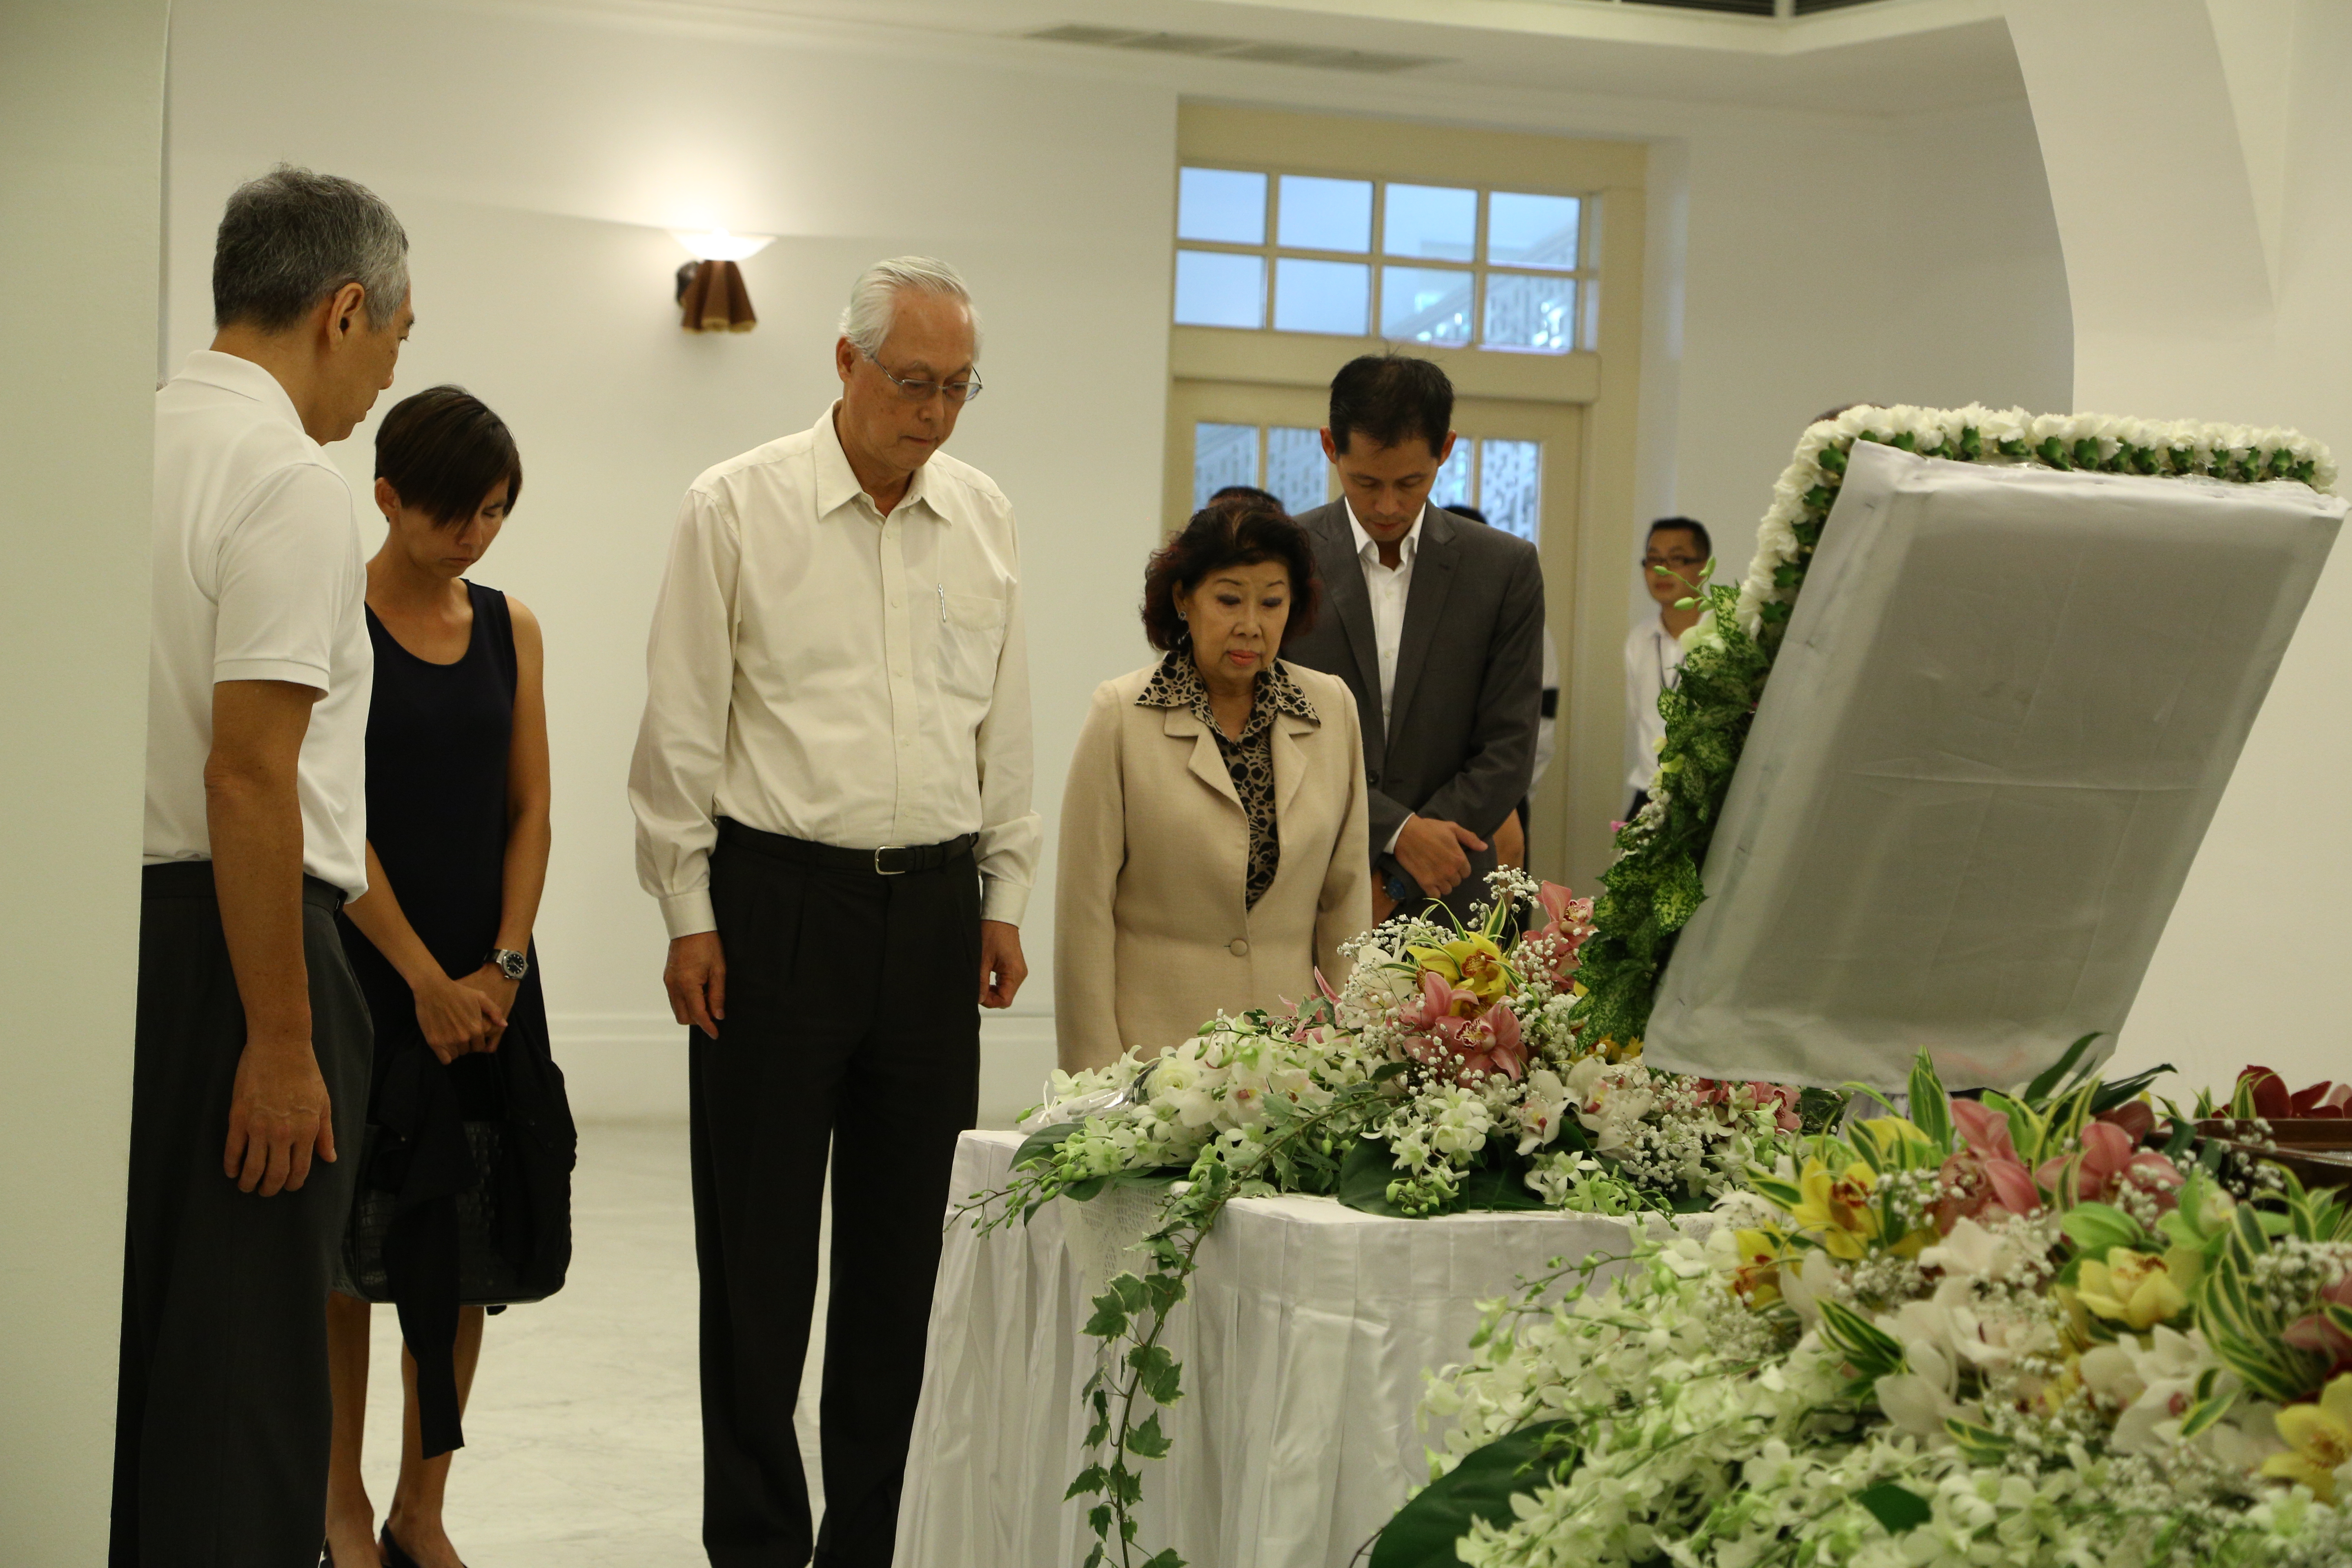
[1282,354,1545,922]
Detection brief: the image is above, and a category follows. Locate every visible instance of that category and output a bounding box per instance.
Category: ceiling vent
[1020,24,1448,74]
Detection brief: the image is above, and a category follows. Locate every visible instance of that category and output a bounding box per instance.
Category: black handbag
[335,1119,559,1307]
[335,1021,576,1310]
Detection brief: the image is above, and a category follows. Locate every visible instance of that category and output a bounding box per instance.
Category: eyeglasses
[861,346,984,404]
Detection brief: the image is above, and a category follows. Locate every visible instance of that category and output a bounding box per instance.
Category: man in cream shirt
[629,257,1038,1568]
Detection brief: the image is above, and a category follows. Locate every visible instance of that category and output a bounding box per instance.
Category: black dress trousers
[111,863,372,1568]
[693,822,982,1568]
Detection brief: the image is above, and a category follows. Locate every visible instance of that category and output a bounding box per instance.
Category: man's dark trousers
[111,862,371,1568]
[693,820,982,1568]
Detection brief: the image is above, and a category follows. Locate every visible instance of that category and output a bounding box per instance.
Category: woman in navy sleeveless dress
[323,388,571,1568]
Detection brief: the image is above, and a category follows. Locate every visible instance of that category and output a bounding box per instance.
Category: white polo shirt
[145,350,372,900]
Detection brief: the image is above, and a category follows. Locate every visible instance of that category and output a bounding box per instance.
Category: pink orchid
[1749,1082,1805,1133]
[2036,1119,2184,1209]
[1522,882,1596,984]
[1934,1098,2040,1232]
[2285,1274,2352,1378]
[1401,968,1487,1031]
[1400,997,1526,1086]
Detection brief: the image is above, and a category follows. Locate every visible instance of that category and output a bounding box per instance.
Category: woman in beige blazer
[1056,494,1372,1072]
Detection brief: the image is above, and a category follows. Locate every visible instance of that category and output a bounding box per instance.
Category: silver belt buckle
[874,845,909,875]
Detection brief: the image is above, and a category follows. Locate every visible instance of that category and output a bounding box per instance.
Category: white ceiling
[591,0,2027,118]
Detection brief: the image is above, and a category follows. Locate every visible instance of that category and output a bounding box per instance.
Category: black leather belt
[717,817,976,877]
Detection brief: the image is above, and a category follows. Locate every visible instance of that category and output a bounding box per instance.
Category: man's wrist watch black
[490,947,530,982]
[1383,870,1414,904]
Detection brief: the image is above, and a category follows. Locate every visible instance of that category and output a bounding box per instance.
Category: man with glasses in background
[630,256,1039,1568]
[1625,516,1711,820]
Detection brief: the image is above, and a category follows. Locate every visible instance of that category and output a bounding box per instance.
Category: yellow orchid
[2264,1373,2352,1502]
[1408,933,1512,1009]
[1730,1228,1785,1307]
[1792,1159,1884,1261]
[2076,1248,2190,1332]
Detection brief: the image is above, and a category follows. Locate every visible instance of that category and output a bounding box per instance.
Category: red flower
[2238,1066,2352,1120]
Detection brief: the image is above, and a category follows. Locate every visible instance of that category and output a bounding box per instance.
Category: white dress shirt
[145,350,372,900]
[629,404,1042,940]
[1345,500,1425,854]
[1624,612,1688,795]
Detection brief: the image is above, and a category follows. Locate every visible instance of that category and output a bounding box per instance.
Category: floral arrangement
[1572,406,2340,1054]
[964,872,1819,1568]
[1368,1048,2352,1568]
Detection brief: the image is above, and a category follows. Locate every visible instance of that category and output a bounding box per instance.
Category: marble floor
[347,1120,822,1567]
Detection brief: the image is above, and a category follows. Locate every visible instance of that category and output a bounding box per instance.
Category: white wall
[168,0,1178,1117]
[2009,0,2352,1096]
[165,1,2072,1119]
[0,2,168,1558]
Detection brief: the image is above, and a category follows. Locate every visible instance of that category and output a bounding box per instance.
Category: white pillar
[2008,0,2352,1091]
[0,1,169,1558]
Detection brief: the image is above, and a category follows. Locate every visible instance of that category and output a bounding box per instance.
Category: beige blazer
[1054,659,1372,1072]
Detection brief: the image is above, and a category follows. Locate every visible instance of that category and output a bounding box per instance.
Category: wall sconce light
[670,228,774,333]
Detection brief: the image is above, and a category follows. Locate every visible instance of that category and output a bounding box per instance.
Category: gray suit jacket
[1281,501,1546,917]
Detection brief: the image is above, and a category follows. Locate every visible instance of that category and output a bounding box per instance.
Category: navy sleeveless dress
[336,582,573,1457]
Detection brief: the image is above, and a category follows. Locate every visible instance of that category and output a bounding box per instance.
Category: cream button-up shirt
[628,404,1041,939]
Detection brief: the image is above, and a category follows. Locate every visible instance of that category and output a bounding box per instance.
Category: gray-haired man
[115,167,410,1568]
[630,257,1039,1566]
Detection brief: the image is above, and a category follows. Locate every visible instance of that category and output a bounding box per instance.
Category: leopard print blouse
[1138,651,1321,909]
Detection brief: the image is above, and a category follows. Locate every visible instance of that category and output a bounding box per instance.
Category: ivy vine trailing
[1569,404,2339,1054]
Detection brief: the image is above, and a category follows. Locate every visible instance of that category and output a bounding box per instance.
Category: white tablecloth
[895,1130,1645,1568]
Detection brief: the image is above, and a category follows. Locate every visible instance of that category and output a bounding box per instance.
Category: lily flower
[2076,1247,2191,1332]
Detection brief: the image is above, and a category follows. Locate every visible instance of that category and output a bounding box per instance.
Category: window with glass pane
[1170,165,1591,353]
[1276,176,1372,252]
[1265,428,1326,514]
[1488,192,1580,270]
[1430,439,1472,512]
[1380,266,1473,345]
[1483,274,1575,354]
[1178,168,1266,245]
[1193,423,1258,510]
[1274,258,1370,336]
[1174,251,1265,329]
[1383,184,1476,262]
[1479,440,1541,542]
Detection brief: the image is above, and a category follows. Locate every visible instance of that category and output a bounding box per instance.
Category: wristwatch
[490,947,530,982]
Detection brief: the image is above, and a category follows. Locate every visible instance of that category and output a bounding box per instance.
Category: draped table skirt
[894,1129,1647,1568]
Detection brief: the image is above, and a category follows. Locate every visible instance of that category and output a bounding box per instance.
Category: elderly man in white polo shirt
[630,256,1038,1568]
[118,167,410,1568]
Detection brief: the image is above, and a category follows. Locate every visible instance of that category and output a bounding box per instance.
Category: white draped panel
[897,1131,1644,1568]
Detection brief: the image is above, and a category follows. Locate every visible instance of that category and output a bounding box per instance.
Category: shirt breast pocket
[935,590,1007,704]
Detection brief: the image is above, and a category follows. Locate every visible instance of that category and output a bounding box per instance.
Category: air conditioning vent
[1019,25,1448,74]
[1624,0,1776,13]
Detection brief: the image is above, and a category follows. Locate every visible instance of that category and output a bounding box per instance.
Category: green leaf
[1337,1138,1416,1217]
[2023,1033,2101,1105]
[1368,1420,1576,1568]
[1083,1292,1130,1340]
[1819,1300,1906,1382]
[1141,1551,1187,1568]
[1855,1481,1933,1535]
[2178,1389,2239,1440]
[2061,1203,2145,1257]
[1127,1343,1183,1405]
[1455,1159,1553,1212]
[1066,1464,1107,1500]
[1945,1417,2011,1464]
[1127,1413,1172,1459]
[1906,1051,1953,1154]
[1010,1119,1082,1174]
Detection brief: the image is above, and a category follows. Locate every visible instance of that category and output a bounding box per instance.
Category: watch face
[496,950,527,980]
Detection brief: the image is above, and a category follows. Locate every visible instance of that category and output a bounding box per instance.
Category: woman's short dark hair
[1329,353,1453,458]
[1141,496,1321,653]
[1647,515,1712,558]
[375,386,523,526]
